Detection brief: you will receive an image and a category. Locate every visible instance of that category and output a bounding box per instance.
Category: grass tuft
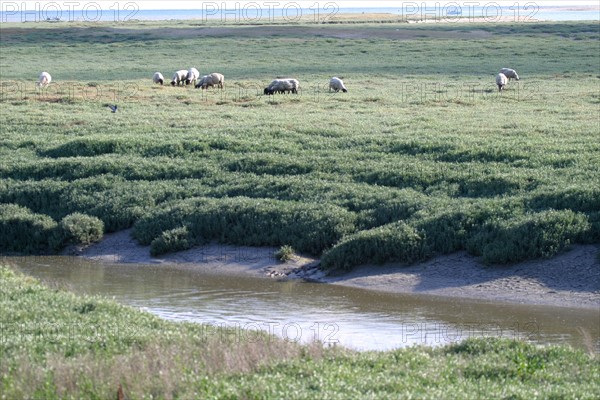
[275,245,295,262]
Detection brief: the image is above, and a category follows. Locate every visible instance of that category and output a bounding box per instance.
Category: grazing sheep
[329,77,347,93]
[496,73,508,92]
[499,68,519,81]
[185,67,200,86]
[36,71,52,88]
[263,78,300,95]
[152,72,164,85]
[171,69,188,86]
[195,72,224,89]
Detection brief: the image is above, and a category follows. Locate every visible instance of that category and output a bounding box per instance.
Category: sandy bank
[322,246,600,310]
[76,229,600,310]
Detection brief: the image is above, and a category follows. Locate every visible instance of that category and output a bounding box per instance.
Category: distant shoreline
[1,5,598,23]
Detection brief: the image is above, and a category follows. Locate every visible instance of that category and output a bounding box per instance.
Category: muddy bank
[320,246,600,310]
[75,229,600,310]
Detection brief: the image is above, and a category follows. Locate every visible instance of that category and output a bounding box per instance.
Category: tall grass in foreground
[0,21,599,269]
[1,266,598,399]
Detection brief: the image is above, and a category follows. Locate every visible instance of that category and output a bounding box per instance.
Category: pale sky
[10,1,600,11]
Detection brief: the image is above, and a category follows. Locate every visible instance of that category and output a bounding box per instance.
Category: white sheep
[264,79,285,95]
[329,77,347,93]
[499,68,519,81]
[287,78,300,93]
[185,67,200,86]
[496,73,508,92]
[195,72,224,89]
[36,71,52,88]
[152,72,164,85]
[263,78,300,95]
[171,69,188,86]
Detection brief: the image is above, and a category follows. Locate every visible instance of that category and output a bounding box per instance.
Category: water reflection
[4,256,599,352]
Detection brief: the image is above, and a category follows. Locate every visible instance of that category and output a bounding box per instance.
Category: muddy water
[5,256,599,352]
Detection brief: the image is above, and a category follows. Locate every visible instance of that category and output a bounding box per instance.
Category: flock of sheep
[151,67,348,94]
[153,69,226,90]
[36,68,518,94]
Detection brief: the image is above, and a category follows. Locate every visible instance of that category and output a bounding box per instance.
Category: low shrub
[585,211,600,243]
[150,226,197,256]
[41,138,131,158]
[134,196,356,255]
[447,337,532,356]
[411,199,523,255]
[58,212,104,246]
[0,176,176,232]
[467,210,590,264]
[358,188,430,229]
[0,178,68,219]
[58,176,170,232]
[2,155,218,182]
[40,138,210,159]
[321,221,425,271]
[275,245,295,262]
[0,204,58,254]
[527,186,600,213]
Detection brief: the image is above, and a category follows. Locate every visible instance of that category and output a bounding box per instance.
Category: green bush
[467,210,590,264]
[0,204,58,254]
[358,188,430,229]
[274,245,295,262]
[349,159,532,197]
[41,138,132,158]
[0,176,179,232]
[58,213,104,246]
[584,211,600,243]
[411,199,523,255]
[225,153,315,175]
[447,337,533,356]
[134,197,356,255]
[40,138,210,159]
[0,178,69,220]
[150,226,197,256]
[3,155,218,182]
[527,186,600,213]
[321,221,425,271]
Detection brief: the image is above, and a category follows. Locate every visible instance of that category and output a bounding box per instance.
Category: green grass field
[2,265,598,399]
[1,20,599,270]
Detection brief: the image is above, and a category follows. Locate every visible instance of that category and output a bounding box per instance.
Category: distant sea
[1,5,598,23]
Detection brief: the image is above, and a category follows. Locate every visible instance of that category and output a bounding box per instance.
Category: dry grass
[578,327,598,357]
[3,329,329,399]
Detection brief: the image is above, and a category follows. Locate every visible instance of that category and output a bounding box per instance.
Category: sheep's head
[342,88,348,93]
[514,74,520,81]
[171,80,176,86]
[158,79,164,85]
